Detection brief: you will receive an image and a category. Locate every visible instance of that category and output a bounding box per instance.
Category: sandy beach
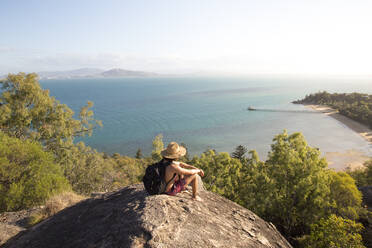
[305,104,371,171]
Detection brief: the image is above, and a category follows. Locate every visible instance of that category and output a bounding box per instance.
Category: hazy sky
[1,0,371,75]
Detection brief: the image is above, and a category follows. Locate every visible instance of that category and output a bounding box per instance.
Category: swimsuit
[165,178,186,196]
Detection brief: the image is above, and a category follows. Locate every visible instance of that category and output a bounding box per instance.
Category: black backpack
[143,160,175,195]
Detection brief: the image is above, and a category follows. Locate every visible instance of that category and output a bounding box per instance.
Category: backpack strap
[165,173,177,188]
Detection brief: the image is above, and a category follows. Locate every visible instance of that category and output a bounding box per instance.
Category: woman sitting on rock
[162,142,204,201]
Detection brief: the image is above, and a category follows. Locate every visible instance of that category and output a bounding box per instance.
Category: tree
[231,145,248,161]
[135,148,143,159]
[328,171,362,220]
[0,132,70,212]
[0,73,102,153]
[301,215,365,248]
[151,134,164,161]
[191,150,242,202]
[237,150,269,209]
[252,131,331,238]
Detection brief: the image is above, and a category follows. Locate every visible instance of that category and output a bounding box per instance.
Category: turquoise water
[40,77,372,159]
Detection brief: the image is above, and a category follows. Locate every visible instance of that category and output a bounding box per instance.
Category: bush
[0,132,70,212]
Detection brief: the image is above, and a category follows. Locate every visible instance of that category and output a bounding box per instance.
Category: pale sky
[1,0,371,75]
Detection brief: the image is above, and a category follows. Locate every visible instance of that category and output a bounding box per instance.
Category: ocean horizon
[40,76,372,160]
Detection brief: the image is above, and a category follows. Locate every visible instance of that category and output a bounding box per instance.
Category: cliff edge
[2,182,292,248]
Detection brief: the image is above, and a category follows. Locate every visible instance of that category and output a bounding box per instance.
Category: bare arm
[171,163,200,176]
[179,162,197,170]
[178,162,205,177]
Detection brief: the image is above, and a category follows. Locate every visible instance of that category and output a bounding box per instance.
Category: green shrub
[0,132,70,212]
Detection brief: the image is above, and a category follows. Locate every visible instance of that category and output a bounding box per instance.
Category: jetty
[247,107,331,114]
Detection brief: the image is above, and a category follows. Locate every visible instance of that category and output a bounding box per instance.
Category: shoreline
[304,104,371,171]
[305,104,372,144]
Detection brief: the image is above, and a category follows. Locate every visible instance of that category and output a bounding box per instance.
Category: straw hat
[161,142,186,159]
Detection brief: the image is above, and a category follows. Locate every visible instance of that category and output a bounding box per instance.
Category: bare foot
[192,196,203,202]
[183,190,192,195]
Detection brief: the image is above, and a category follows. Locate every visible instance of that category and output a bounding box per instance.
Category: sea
[40,76,372,160]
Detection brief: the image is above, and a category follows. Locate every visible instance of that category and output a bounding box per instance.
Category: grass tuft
[27,191,85,227]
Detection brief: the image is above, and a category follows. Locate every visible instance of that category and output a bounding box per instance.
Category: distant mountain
[35,68,159,79]
[101,68,158,78]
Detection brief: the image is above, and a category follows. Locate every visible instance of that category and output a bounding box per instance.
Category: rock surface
[2,183,292,248]
[0,207,42,245]
[0,224,25,246]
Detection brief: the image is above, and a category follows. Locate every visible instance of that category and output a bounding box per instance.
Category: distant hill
[0,68,160,80]
[34,68,159,80]
[101,68,158,78]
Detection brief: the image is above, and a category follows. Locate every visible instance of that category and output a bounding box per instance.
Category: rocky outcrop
[2,182,292,248]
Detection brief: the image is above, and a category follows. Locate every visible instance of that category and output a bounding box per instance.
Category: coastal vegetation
[0,73,370,247]
[293,91,372,128]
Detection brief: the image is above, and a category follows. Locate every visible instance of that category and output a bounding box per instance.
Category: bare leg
[183,174,201,200]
